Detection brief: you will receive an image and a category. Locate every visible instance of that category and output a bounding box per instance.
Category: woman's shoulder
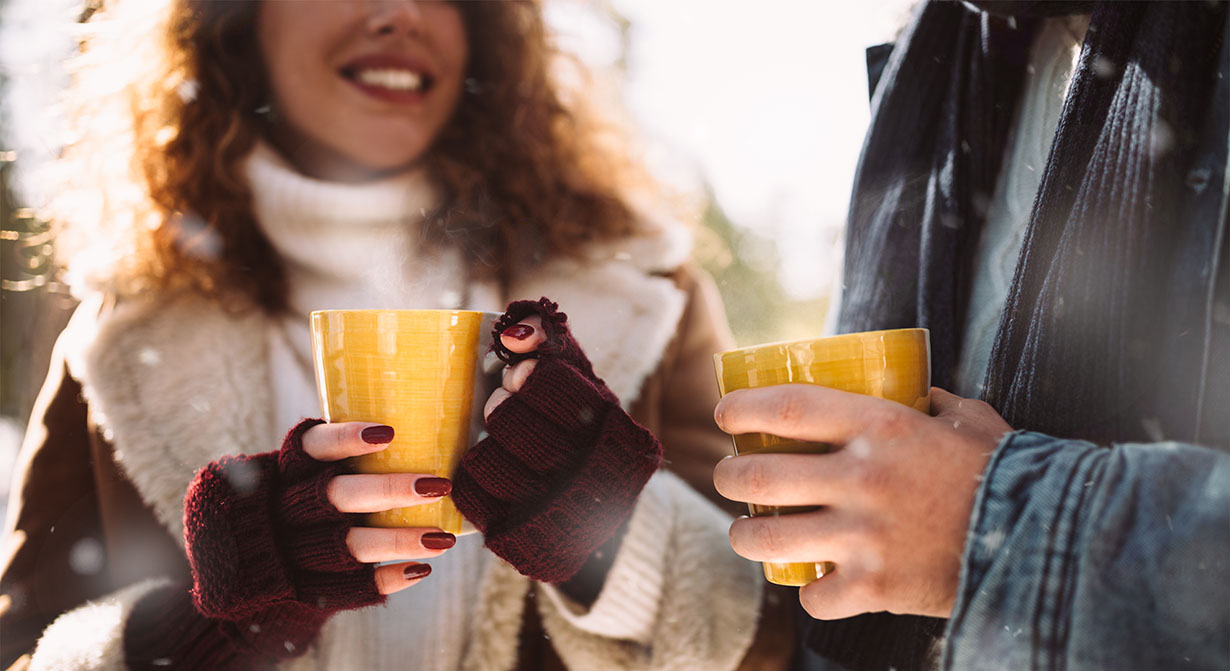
[57,288,264,386]
[565,209,694,275]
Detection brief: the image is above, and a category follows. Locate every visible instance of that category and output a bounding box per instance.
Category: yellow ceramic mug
[713,328,931,586]
[310,309,499,534]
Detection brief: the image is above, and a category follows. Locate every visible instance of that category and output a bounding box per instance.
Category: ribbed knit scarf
[840,0,1228,446]
[820,2,1230,669]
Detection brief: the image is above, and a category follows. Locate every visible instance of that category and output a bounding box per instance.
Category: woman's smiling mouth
[340,57,436,103]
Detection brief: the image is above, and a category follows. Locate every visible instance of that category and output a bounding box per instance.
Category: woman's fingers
[483,351,540,421]
[300,423,449,596]
[373,562,433,595]
[499,315,546,354]
[484,387,512,421]
[483,318,546,421]
[345,527,456,563]
[327,474,452,513]
[302,422,395,462]
[502,359,537,393]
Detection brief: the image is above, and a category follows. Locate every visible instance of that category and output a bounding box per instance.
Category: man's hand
[712,385,1011,620]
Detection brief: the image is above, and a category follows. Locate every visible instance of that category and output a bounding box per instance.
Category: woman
[0,1,791,669]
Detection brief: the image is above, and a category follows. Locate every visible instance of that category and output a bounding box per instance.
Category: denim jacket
[944,431,1230,670]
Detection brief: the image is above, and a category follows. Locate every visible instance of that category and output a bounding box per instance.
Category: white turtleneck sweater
[953,15,1090,398]
[247,142,486,671]
[244,145,675,670]
[246,142,469,436]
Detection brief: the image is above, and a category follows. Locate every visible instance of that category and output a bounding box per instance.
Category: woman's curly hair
[50,0,657,313]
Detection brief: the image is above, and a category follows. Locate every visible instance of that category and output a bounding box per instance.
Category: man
[714,2,1230,670]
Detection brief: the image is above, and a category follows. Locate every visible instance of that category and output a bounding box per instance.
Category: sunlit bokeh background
[0,0,914,520]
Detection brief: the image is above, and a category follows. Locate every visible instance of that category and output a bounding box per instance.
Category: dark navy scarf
[816,1,1229,669]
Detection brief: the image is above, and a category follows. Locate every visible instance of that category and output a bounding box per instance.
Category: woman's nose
[366,0,426,38]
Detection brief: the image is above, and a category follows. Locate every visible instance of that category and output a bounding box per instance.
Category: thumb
[928,387,968,417]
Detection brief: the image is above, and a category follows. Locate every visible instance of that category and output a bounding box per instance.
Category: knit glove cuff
[184,419,382,620]
[125,581,333,670]
[453,298,663,583]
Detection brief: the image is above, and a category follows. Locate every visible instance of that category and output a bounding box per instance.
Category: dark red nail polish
[361,425,395,444]
[502,324,534,340]
[403,563,431,580]
[414,477,452,497]
[421,532,456,550]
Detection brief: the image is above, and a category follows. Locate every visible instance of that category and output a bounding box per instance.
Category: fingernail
[502,324,534,340]
[421,532,456,550]
[403,563,432,580]
[414,477,452,497]
[361,425,395,444]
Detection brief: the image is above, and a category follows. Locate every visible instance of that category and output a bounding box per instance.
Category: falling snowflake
[69,537,105,575]
[1093,55,1116,79]
[1149,122,1175,158]
[977,528,1007,554]
[224,459,263,496]
[137,347,162,366]
[177,79,199,102]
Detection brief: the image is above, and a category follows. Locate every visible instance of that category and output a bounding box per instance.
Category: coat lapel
[506,261,686,408]
[489,220,693,408]
[64,292,276,543]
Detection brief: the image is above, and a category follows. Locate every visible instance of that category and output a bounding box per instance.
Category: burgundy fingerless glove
[451,298,663,584]
[123,419,382,670]
[185,418,381,617]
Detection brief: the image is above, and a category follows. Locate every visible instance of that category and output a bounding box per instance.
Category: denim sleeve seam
[1032,445,1103,671]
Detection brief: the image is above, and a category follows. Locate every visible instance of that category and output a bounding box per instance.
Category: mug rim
[310,308,500,317]
[715,327,929,358]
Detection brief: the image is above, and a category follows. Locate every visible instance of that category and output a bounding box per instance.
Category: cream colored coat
[18,227,766,671]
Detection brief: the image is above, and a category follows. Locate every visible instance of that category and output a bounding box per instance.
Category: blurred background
[0,0,915,520]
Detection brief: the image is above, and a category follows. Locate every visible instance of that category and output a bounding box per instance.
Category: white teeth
[356,68,423,92]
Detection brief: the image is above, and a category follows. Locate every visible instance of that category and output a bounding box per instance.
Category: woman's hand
[451,298,662,584]
[150,420,463,669]
[712,386,1011,620]
[479,313,623,602]
[184,418,460,620]
[300,422,457,595]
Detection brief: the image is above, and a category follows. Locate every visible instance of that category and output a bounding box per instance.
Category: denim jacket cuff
[943,431,1230,669]
[943,430,1105,669]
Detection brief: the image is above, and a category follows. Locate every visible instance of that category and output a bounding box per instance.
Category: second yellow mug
[713,328,931,586]
[310,309,499,535]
